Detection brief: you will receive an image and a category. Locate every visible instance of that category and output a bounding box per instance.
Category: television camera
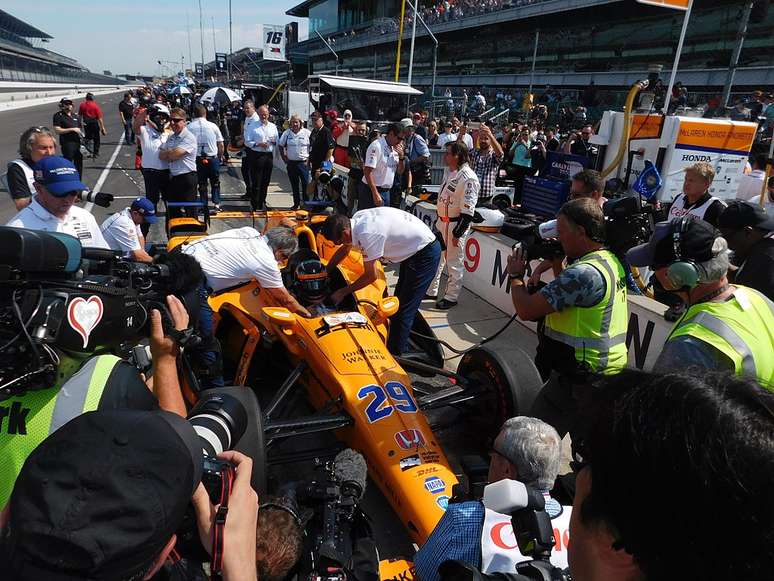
[0,227,196,399]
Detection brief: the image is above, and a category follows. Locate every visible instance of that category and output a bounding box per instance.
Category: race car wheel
[456,343,543,447]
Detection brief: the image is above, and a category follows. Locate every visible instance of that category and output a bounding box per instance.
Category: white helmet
[150,103,171,116]
[472,208,505,233]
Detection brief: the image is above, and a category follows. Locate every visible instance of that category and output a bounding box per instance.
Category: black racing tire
[408,312,445,371]
[492,194,512,211]
[456,342,543,446]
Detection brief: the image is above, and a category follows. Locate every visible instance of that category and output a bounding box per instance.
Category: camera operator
[718,201,774,300]
[427,141,480,310]
[100,197,157,263]
[626,218,774,385]
[528,169,608,287]
[415,417,569,581]
[5,127,56,211]
[1,409,259,581]
[507,198,629,437]
[667,162,726,227]
[254,497,304,581]
[563,125,598,168]
[5,156,109,249]
[569,370,774,581]
[0,284,192,508]
[133,104,171,237]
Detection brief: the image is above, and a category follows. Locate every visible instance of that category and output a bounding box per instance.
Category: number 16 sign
[263,24,287,62]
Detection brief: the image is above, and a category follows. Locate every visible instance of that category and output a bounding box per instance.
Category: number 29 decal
[357,381,418,423]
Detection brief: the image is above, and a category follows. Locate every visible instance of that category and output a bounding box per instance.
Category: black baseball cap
[626,219,722,267]
[5,410,203,581]
[718,200,774,232]
[59,98,73,107]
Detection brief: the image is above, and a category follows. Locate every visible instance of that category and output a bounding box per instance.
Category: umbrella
[170,85,191,95]
[200,86,241,104]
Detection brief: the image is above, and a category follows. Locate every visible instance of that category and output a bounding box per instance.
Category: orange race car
[165,207,543,571]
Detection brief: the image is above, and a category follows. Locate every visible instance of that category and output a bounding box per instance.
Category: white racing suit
[428,163,480,302]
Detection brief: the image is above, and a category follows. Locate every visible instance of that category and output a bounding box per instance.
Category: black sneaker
[436,299,458,310]
[424,294,437,300]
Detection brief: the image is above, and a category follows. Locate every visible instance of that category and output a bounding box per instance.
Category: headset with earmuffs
[665,217,701,290]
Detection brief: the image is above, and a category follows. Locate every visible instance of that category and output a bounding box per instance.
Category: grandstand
[0,9,123,84]
[287,0,774,96]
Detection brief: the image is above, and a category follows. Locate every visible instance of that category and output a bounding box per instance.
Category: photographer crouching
[507,198,629,439]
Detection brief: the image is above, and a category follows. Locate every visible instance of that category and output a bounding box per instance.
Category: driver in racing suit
[427,141,480,310]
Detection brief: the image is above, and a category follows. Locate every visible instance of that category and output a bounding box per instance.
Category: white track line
[84,134,124,212]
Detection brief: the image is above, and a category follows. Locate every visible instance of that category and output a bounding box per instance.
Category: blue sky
[3,0,309,76]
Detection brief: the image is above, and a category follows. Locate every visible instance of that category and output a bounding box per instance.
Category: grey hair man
[414,417,571,581]
[627,217,774,385]
[6,127,57,210]
[183,225,309,317]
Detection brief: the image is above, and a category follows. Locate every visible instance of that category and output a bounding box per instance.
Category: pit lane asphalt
[0,98,548,560]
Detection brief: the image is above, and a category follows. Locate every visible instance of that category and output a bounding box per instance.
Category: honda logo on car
[424,476,446,494]
[395,429,426,450]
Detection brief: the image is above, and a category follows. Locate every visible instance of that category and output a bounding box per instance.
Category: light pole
[198,0,205,80]
[315,30,339,76]
[404,1,438,108]
[228,0,233,82]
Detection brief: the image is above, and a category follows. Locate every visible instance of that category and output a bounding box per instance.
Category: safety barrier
[0,81,133,112]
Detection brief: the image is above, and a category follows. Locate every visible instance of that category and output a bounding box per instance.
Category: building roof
[0,10,53,39]
[286,0,320,18]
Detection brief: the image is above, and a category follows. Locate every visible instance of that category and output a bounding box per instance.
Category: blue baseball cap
[33,156,87,197]
[130,197,158,224]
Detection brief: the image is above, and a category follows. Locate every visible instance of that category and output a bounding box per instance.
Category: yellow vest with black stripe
[544,250,628,375]
[0,355,120,507]
[667,286,774,389]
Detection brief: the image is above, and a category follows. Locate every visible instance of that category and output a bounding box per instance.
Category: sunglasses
[170,118,185,123]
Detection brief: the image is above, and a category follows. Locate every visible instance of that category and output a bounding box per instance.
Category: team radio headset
[665,217,703,290]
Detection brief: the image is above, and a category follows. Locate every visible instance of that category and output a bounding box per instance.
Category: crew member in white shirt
[736,154,767,202]
[322,208,441,355]
[159,107,198,220]
[100,197,157,263]
[667,161,726,228]
[278,114,312,209]
[133,103,170,236]
[189,104,225,212]
[243,103,278,210]
[358,123,405,210]
[6,156,108,249]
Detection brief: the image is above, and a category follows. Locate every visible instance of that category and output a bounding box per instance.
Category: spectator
[2,409,259,581]
[5,127,56,211]
[437,121,456,148]
[414,417,569,581]
[667,162,726,227]
[569,169,607,206]
[279,114,312,210]
[52,99,83,178]
[346,122,369,215]
[729,98,751,122]
[5,156,108,249]
[507,127,532,201]
[472,123,504,204]
[118,91,136,144]
[627,218,774,385]
[133,104,171,237]
[427,120,440,147]
[308,110,335,174]
[403,117,431,196]
[564,124,598,167]
[358,122,404,210]
[763,93,774,130]
[545,127,560,152]
[189,104,225,212]
[456,123,474,150]
[78,92,107,158]
[332,109,354,167]
[736,154,767,202]
[243,104,278,211]
[718,201,774,301]
[413,111,428,140]
[529,133,548,175]
[323,209,441,355]
[240,100,258,196]
[100,197,156,263]
[159,107,198,220]
[570,370,774,581]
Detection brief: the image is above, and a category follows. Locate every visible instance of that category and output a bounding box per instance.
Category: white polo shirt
[100,208,142,256]
[188,117,224,157]
[244,118,279,153]
[362,137,399,189]
[6,198,109,249]
[459,132,474,150]
[278,128,311,161]
[351,207,436,263]
[138,125,170,171]
[182,226,283,292]
[161,127,197,176]
[437,132,456,148]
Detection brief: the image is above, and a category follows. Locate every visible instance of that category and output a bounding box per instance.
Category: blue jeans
[388,239,442,355]
[197,284,224,389]
[286,160,311,207]
[123,119,134,144]
[357,181,390,210]
[196,156,221,205]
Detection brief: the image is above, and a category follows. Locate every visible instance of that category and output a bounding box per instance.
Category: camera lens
[187,393,247,457]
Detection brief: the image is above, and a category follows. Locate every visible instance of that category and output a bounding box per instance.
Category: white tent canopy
[200,87,241,104]
[316,75,422,96]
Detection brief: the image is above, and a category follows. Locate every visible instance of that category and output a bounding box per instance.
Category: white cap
[400,117,414,128]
